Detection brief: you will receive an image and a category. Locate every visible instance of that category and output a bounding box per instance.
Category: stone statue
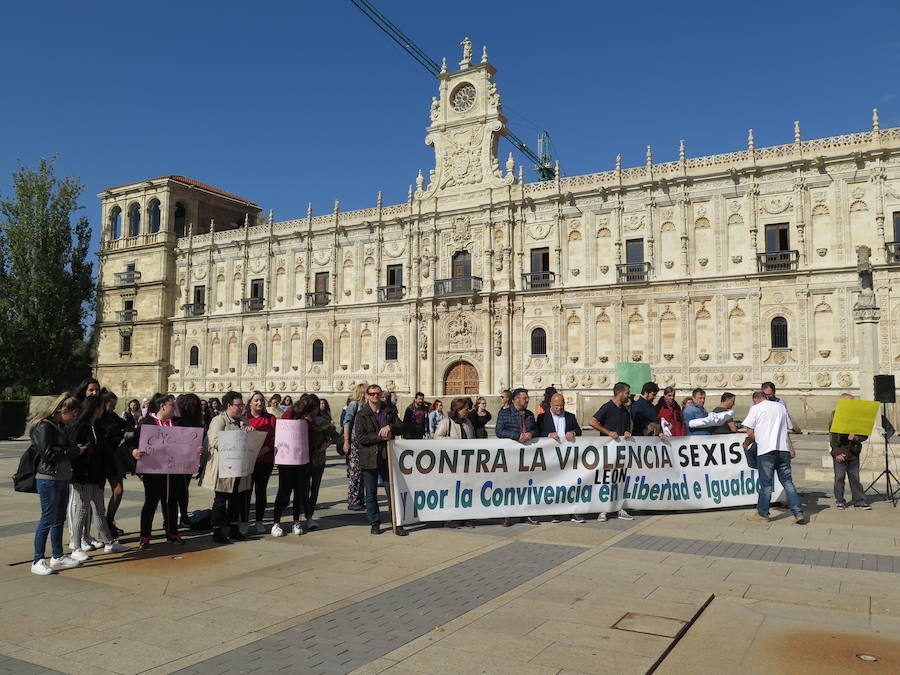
[460,36,472,68]
[430,96,440,123]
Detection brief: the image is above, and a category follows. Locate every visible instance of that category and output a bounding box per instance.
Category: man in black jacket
[402,392,430,439]
[353,383,407,536]
[537,394,585,523]
[830,394,870,510]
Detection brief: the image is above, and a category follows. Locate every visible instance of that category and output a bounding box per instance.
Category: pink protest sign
[137,425,202,474]
[274,418,309,465]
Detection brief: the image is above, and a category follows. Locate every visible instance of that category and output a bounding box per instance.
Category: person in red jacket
[656,386,686,437]
[245,391,276,534]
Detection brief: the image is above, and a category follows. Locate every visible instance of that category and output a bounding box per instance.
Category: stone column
[854,246,884,456]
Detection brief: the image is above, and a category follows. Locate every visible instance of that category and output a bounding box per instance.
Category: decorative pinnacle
[747,129,755,151]
[333,200,340,214]
[646,145,653,166]
[679,139,685,164]
[518,165,524,184]
[407,184,413,201]
[416,169,424,191]
[481,45,488,64]
[873,108,880,131]
[440,57,447,74]
[554,160,560,178]
[794,120,801,144]
[377,190,383,207]
[506,151,515,176]
[615,153,622,171]
[306,202,312,219]
[244,213,250,228]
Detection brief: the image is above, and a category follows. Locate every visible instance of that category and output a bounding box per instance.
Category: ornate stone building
[94,40,900,413]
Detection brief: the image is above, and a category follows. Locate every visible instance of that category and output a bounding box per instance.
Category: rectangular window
[765,223,790,252]
[893,212,900,243]
[193,286,206,305]
[625,239,644,263]
[250,278,264,299]
[386,264,403,287]
[123,299,134,311]
[315,272,329,293]
[120,333,132,355]
[125,262,136,273]
[530,247,550,273]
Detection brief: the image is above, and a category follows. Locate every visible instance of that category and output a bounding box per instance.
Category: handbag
[743,440,758,469]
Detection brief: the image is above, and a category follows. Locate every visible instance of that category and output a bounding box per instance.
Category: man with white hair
[829,394,871,510]
[742,390,805,524]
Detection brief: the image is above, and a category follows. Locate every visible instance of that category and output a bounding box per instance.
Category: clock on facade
[450,83,477,112]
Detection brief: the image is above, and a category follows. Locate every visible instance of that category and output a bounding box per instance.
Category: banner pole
[386,439,399,535]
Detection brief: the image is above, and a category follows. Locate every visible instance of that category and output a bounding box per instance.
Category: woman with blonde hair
[342,383,367,510]
[30,394,86,575]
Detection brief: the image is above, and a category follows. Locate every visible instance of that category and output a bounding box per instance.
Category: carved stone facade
[94,43,900,407]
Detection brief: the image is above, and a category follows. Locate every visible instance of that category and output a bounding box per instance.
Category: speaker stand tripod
[864,403,900,507]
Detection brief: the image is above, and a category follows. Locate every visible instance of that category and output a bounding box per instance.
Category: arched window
[110,206,122,239]
[128,204,141,237]
[385,336,398,361]
[247,342,258,365]
[312,339,324,363]
[531,327,547,356]
[174,202,187,237]
[770,317,788,349]
[148,200,161,233]
[189,346,199,366]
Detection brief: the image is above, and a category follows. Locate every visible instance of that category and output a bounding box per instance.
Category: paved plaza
[1,434,899,674]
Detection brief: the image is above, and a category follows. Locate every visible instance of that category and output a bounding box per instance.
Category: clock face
[450,83,477,113]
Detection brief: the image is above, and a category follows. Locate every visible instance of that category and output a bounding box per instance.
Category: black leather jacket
[32,419,80,477]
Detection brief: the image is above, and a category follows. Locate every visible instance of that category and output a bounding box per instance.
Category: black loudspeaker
[874,375,896,403]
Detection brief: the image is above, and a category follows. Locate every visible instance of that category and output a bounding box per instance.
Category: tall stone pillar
[853,246,885,463]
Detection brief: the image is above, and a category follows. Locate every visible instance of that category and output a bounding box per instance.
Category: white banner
[389,435,784,525]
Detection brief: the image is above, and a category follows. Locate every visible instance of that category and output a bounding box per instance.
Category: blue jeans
[757,451,803,517]
[362,462,390,526]
[34,479,70,562]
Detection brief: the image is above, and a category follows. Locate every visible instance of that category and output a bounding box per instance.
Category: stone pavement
[0,434,898,674]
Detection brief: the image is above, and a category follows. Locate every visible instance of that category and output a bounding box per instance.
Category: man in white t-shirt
[742,391,805,524]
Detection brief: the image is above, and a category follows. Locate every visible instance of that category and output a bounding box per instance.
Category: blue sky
[2,0,898,257]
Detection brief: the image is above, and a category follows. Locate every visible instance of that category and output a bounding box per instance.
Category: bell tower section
[416,38,515,199]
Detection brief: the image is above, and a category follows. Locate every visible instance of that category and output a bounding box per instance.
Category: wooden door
[444,361,479,395]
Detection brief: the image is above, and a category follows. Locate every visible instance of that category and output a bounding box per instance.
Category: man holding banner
[495,388,540,526]
[589,382,635,522]
[537,393,585,523]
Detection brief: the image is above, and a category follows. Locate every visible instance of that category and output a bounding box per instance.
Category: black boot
[212,528,231,544]
[370,524,382,535]
[395,526,408,537]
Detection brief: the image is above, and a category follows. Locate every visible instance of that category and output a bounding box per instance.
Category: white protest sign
[389,435,784,526]
[217,429,267,478]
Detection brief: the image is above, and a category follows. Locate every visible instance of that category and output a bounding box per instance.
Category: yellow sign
[829,398,881,436]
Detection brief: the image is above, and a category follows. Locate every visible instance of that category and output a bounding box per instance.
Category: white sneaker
[238,522,249,536]
[571,514,586,523]
[305,518,319,530]
[598,512,608,522]
[254,521,266,534]
[70,549,90,562]
[104,541,130,553]
[86,537,104,550]
[617,509,634,520]
[68,540,78,551]
[31,559,54,575]
[50,555,81,569]
[292,522,303,535]
[270,523,284,537]
[80,539,94,551]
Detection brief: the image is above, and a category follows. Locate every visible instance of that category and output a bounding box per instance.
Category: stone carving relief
[493,324,502,357]
[531,221,553,240]
[838,372,853,387]
[439,127,485,188]
[419,328,428,360]
[816,372,832,387]
[625,215,645,231]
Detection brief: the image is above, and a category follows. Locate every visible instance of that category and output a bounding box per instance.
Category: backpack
[13,444,38,493]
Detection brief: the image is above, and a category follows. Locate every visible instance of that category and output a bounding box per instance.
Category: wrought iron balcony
[886,242,900,264]
[115,309,137,322]
[377,285,406,302]
[183,302,205,317]
[756,250,799,273]
[306,291,331,307]
[616,262,651,283]
[522,271,555,290]
[434,276,482,296]
[113,271,141,286]
[241,297,264,312]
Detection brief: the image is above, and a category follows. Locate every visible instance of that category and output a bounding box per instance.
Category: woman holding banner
[434,399,477,529]
[245,391,276,534]
[175,393,205,528]
[204,391,255,544]
[131,393,188,549]
[656,387,686,437]
[271,398,313,536]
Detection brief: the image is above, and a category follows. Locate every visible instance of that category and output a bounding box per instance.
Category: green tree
[0,158,95,393]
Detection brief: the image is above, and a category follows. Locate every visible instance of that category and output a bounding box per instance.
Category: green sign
[615,362,652,393]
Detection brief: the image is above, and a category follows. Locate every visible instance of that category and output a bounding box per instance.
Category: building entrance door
[444,361,479,395]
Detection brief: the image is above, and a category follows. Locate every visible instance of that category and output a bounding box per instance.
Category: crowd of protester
[24,374,831,576]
